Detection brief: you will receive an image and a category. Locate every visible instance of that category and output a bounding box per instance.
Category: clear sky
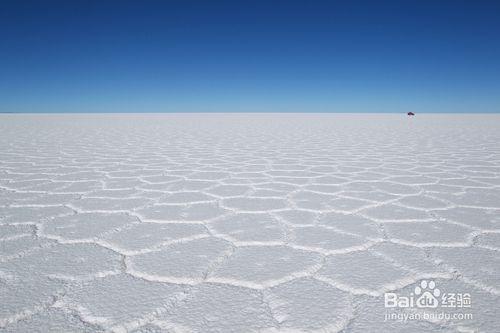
[1,0,499,113]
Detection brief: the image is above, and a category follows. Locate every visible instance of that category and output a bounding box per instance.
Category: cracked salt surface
[0,113,499,332]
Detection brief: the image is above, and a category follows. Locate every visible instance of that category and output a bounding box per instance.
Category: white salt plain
[0,113,499,332]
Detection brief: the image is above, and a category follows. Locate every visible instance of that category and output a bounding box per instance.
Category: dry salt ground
[0,113,499,332]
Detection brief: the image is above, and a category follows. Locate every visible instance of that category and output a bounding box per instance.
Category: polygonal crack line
[31,228,129,271]
[100,234,213,257]
[466,231,488,248]
[430,211,495,239]
[283,188,303,210]
[56,304,106,333]
[369,246,449,280]
[422,190,457,206]
[371,218,390,241]
[201,248,326,291]
[37,215,141,248]
[0,285,67,329]
[332,293,357,333]
[119,237,231,286]
[459,276,500,297]
[0,239,58,263]
[259,290,282,329]
[426,247,500,297]
[344,294,372,333]
[62,203,83,215]
[269,212,296,245]
[386,238,473,249]
[476,242,500,253]
[107,285,194,333]
[315,272,453,299]
[310,221,375,239]
[201,230,244,248]
[422,250,465,281]
[288,239,383,257]
[202,241,236,281]
[95,221,142,242]
[51,296,114,331]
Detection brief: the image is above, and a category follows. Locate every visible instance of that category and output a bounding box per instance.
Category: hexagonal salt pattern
[0,113,499,332]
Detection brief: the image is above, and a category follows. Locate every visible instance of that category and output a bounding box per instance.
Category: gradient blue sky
[1,0,500,113]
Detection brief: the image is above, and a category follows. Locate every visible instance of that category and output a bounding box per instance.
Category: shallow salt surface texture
[0,114,499,332]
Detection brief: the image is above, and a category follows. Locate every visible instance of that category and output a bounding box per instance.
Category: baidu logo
[414,280,440,308]
[384,280,471,309]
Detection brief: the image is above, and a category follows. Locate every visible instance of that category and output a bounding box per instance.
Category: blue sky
[1,0,499,113]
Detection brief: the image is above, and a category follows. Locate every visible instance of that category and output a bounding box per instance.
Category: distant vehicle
[407,112,415,116]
